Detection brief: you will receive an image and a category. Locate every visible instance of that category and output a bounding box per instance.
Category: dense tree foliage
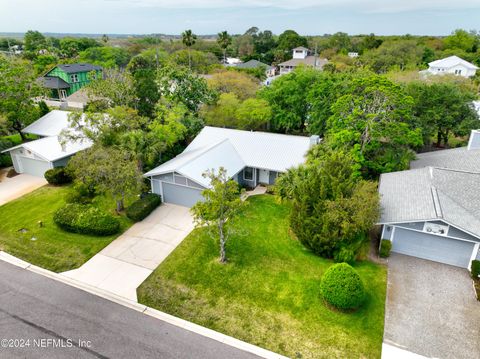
[0,56,45,139]
[276,145,380,259]
[67,145,143,212]
[206,70,259,100]
[405,81,478,147]
[327,75,422,176]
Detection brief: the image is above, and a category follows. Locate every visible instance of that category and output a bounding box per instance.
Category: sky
[1,0,480,36]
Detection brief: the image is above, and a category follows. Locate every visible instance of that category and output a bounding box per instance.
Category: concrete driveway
[0,170,47,206]
[62,203,194,301]
[384,254,480,359]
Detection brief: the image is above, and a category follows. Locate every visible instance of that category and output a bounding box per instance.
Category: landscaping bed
[138,195,387,359]
[0,186,133,272]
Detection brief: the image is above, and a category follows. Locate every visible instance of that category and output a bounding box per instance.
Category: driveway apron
[62,203,194,301]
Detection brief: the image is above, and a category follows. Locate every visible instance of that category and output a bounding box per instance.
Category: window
[70,74,79,83]
[243,167,254,181]
[455,69,462,75]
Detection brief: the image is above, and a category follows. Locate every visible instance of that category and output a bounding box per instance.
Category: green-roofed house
[38,63,102,100]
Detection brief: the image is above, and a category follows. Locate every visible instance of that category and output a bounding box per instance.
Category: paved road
[384,254,480,359]
[0,261,259,359]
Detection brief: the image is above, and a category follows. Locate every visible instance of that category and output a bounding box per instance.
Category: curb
[0,251,288,359]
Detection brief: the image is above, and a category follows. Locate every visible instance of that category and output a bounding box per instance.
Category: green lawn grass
[138,195,387,359]
[0,185,133,272]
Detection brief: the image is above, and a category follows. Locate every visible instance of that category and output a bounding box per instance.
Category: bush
[379,239,392,258]
[54,203,120,236]
[65,183,95,204]
[44,167,72,185]
[320,263,366,310]
[333,246,355,264]
[471,260,480,279]
[126,193,161,222]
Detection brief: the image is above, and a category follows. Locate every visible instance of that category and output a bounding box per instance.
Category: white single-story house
[421,55,478,78]
[144,126,318,207]
[278,47,328,75]
[378,130,480,269]
[1,110,91,177]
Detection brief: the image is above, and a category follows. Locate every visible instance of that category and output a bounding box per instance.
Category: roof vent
[467,129,480,150]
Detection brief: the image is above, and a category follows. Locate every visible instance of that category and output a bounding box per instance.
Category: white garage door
[392,227,476,268]
[162,182,204,207]
[18,157,51,177]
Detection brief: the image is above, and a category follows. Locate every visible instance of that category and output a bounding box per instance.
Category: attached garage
[390,226,478,268]
[162,182,204,207]
[13,155,52,177]
[2,136,92,178]
[151,173,206,208]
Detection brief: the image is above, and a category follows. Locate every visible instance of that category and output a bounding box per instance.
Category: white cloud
[109,0,480,13]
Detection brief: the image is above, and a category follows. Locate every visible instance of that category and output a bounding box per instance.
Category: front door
[59,89,67,100]
[258,169,269,184]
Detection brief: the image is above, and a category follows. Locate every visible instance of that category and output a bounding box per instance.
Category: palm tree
[181,29,197,69]
[217,31,232,64]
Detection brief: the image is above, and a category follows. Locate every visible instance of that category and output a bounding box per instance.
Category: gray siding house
[378,130,480,269]
[2,110,92,177]
[145,126,317,207]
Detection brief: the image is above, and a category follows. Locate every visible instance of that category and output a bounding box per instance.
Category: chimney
[309,135,320,147]
[467,130,480,150]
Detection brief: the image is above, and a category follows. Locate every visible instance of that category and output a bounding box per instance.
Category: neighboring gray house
[233,59,276,77]
[144,126,317,207]
[1,110,92,177]
[378,130,480,269]
[278,47,328,75]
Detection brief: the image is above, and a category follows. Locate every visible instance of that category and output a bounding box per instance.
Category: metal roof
[38,76,70,89]
[145,126,314,183]
[2,136,92,162]
[22,110,72,137]
[428,56,478,70]
[56,63,102,74]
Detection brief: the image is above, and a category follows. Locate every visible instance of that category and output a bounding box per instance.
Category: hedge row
[54,203,120,236]
[126,193,162,222]
[44,167,73,185]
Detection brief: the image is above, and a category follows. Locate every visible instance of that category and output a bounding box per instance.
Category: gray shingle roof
[234,59,273,70]
[379,167,480,238]
[411,147,480,172]
[278,56,328,69]
[38,76,70,89]
[57,63,102,74]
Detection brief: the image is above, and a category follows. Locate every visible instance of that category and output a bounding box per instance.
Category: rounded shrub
[44,167,72,185]
[320,263,366,310]
[126,193,162,222]
[54,203,120,236]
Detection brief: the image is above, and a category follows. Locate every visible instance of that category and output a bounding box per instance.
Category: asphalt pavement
[0,260,260,359]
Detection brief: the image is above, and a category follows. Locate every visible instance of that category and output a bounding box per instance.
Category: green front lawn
[0,185,133,272]
[138,195,387,358]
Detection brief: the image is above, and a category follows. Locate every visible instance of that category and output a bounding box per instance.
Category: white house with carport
[378,130,480,269]
[1,110,92,177]
[145,126,318,207]
[421,55,478,78]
